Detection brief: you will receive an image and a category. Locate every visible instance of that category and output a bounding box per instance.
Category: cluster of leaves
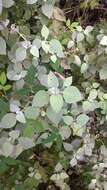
[0,0,107,189]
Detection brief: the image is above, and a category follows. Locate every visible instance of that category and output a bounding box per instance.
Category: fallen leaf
[53,7,66,22]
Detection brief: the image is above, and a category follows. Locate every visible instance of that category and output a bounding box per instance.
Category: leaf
[0,99,9,119]
[72,124,85,137]
[63,142,73,152]
[67,40,74,49]
[63,76,72,87]
[32,90,49,107]
[0,37,6,55]
[33,38,41,49]
[42,132,57,144]
[16,47,27,62]
[2,142,13,157]
[53,7,66,22]
[46,106,62,125]
[50,54,57,63]
[34,119,45,133]
[100,36,107,46]
[47,71,59,88]
[104,182,107,190]
[0,161,9,174]
[18,137,35,150]
[41,25,49,40]
[70,158,77,167]
[42,41,49,54]
[77,114,89,126]
[50,94,63,113]
[25,106,40,120]
[0,72,7,86]
[16,111,26,123]
[25,65,36,84]
[3,0,14,8]
[26,0,37,4]
[0,0,2,15]
[15,185,25,190]
[77,33,84,42]
[3,84,11,91]
[9,130,20,139]
[81,63,88,73]
[30,45,39,57]
[88,89,97,100]
[49,39,64,58]
[99,66,107,80]
[59,126,71,140]
[63,86,83,104]
[42,3,53,19]
[63,115,73,125]
[23,120,34,137]
[83,100,99,112]
[84,25,93,36]
[1,113,16,128]
[74,55,81,66]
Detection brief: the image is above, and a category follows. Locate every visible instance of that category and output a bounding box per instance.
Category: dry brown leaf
[53,7,66,22]
[60,58,70,70]
[52,19,63,35]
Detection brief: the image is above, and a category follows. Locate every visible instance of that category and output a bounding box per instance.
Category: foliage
[0,0,107,189]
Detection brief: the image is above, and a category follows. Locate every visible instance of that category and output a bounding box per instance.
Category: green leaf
[34,119,45,133]
[46,106,62,125]
[0,161,9,174]
[81,63,88,73]
[47,71,59,88]
[0,0,2,15]
[25,106,40,120]
[3,84,11,91]
[1,113,16,128]
[63,77,72,87]
[50,54,57,63]
[16,88,30,98]
[100,36,107,46]
[50,94,63,113]
[63,86,83,104]
[24,119,45,136]
[77,114,89,126]
[63,115,73,125]
[71,22,79,28]
[0,37,6,55]
[2,142,13,157]
[41,25,49,40]
[9,130,20,139]
[88,89,97,100]
[77,33,84,42]
[23,120,34,137]
[49,39,64,58]
[99,66,107,80]
[3,0,14,8]
[42,132,57,144]
[0,99,9,119]
[16,111,26,124]
[82,100,99,112]
[19,137,35,150]
[16,47,27,62]
[30,45,39,57]
[0,72,7,86]
[26,0,37,4]
[15,185,25,190]
[42,3,53,19]
[25,65,36,84]
[72,124,85,137]
[32,90,49,107]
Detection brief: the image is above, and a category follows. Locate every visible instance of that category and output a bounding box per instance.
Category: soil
[59,0,107,26]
